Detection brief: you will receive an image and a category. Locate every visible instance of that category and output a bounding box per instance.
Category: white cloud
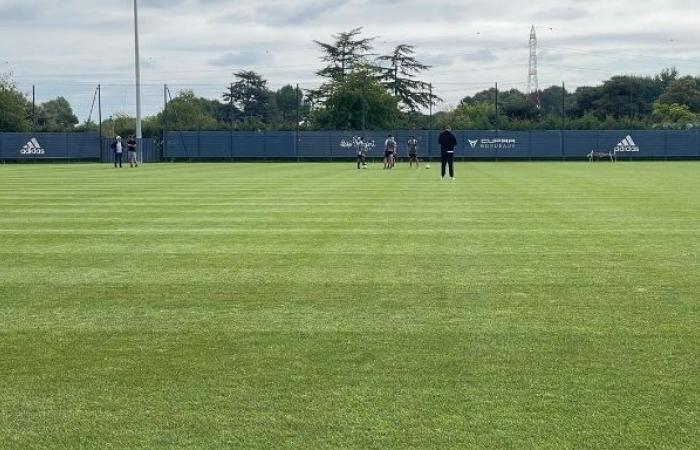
[1,0,699,120]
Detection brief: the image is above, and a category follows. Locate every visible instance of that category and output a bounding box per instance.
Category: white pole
[133,0,143,163]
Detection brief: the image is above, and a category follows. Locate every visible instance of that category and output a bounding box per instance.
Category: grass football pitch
[0,162,698,449]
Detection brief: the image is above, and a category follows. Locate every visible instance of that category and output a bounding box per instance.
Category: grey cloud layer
[1,0,698,119]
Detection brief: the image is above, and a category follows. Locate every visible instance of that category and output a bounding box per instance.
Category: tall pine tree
[378,44,440,111]
[314,28,376,82]
[312,28,377,101]
[223,71,277,124]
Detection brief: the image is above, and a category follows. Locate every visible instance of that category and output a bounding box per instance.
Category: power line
[540,44,700,65]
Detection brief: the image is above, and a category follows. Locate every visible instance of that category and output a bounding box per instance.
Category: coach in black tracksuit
[438,128,458,179]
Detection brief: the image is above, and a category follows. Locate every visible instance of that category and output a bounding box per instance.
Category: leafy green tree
[499,89,538,121]
[539,85,571,118]
[530,114,564,130]
[101,114,166,139]
[312,66,400,130]
[314,28,375,82]
[275,85,309,129]
[655,67,679,91]
[100,90,227,139]
[236,116,266,132]
[429,111,451,129]
[445,102,495,129]
[569,85,603,118]
[461,88,537,122]
[74,120,99,133]
[36,97,78,132]
[594,76,662,119]
[564,112,598,130]
[377,44,440,111]
[311,28,377,103]
[142,116,163,138]
[462,87,497,106]
[101,113,136,139]
[276,85,298,122]
[0,76,31,132]
[189,95,232,125]
[658,77,700,112]
[224,71,277,125]
[160,90,221,130]
[651,102,698,129]
[568,76,662,120]
[387,110,443,130]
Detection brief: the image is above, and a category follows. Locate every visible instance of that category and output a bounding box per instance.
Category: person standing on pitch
[384,134,397,169]
[356,137,368,169]
[438,127,458,179]
[111,136,123,168]
[127,135,138,168]
[408,136,420,168]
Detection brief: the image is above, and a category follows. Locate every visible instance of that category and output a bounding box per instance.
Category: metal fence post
[495,126,499,162]
[560,129,564,161]
[196,131,200,158]
[230,129,234,160]
[294,130,299,162]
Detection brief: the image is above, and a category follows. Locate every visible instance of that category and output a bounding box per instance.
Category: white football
[425,165,431,169]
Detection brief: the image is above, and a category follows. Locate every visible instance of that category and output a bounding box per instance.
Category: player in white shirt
[384,135,397,169]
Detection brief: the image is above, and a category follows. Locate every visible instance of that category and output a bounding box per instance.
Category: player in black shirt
[127,135,138,168]
[438,128,457,179]
[407,137,420,168]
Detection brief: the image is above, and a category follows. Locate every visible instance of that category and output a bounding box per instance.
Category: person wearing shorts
[127,135,138,168]
[407,137,420,168]
[356,137,368,169]
[384,135,397,169]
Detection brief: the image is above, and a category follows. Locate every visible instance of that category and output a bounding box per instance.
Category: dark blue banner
[0,133,100,160]
[161,130,700,160]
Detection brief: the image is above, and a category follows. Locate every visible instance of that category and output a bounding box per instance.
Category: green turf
[0,162,697,449]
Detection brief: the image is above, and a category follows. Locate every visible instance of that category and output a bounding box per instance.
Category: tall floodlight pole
[133,0,143,160]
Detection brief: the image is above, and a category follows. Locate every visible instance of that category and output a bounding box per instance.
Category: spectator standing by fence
[111,136,123,168]
[439,128,457,179]
[127,135,138,168]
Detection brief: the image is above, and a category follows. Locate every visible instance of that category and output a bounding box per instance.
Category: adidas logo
[20,138,46,155]
[614,135,640,153]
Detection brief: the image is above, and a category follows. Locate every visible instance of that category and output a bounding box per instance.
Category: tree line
[2,28,700,137]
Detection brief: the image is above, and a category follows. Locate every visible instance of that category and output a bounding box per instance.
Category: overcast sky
[2,0,699,120]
